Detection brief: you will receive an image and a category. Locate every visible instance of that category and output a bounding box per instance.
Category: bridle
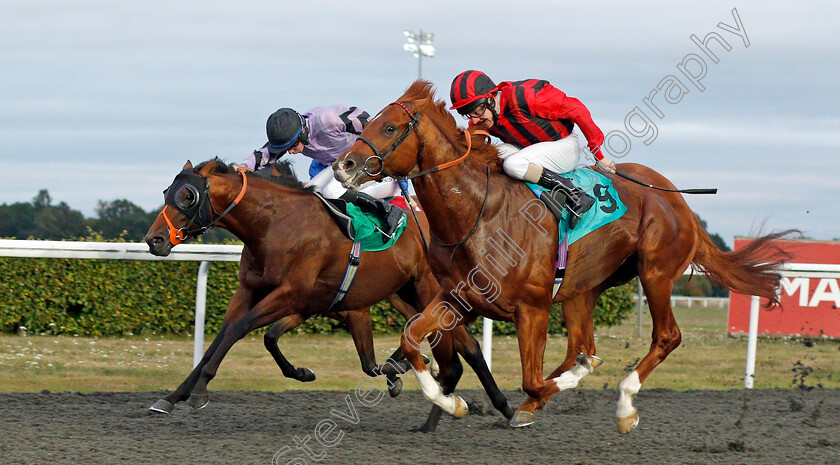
[353,101,490,254]
[157,168,249,246]
[355,101,480,181]
[355,102,425,180]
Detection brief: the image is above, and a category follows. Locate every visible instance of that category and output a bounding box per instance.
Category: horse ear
[271,164,281,177]
[198,160,216,176]
[183,160,193,170]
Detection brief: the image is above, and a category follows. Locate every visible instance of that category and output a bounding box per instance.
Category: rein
[158,169,249,245]
[430,165,491,258]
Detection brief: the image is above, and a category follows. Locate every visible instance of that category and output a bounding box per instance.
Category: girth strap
[325,241,363,312]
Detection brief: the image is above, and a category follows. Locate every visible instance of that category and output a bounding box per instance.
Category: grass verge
[1,305,837,393]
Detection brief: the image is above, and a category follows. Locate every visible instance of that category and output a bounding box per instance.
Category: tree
[33,201,87,239]
[91,199,158,240]
[32,190,52,208]
[0,203,36,238]
[0,190,85,239]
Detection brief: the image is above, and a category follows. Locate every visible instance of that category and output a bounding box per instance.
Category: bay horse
[143,158,514,431]
[334,80,792,433]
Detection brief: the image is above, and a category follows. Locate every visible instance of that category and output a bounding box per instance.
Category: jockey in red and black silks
[450,70,617,229]
[488,79,604,159]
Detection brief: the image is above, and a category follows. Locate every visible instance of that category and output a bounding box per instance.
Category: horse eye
[177,187,197,208]
[384,125,396,135]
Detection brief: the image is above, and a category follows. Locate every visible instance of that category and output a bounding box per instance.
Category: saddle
[314,193,356,241]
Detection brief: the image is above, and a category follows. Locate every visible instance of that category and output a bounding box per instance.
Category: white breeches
[498,131,583,180]
[306,165,401,200]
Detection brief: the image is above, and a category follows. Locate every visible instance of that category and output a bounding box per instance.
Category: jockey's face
[469,97,496,130]
[287,142,305,154]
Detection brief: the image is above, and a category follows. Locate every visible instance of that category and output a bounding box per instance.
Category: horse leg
[263,314,316,382]
[335,308,404,398]
[413,333,464,433]
[149,327,228,413]
[400,292,469,419]
[450,324,515,420]
[397,276,491,430]
[509,308,555,428]
[616,274,682,434]
[383,292,430,375]
[149,286,254,414]
[518,291,603,415]
[188,286,304,409]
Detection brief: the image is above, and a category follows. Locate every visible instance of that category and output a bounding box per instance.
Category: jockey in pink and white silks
[242,106,405,236]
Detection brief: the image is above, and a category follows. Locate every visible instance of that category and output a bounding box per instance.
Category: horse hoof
[189,393,210,410]
[577,353,604,370]
[616,410,639,434]
[502,404,517,420]
[421,354,431,365]
[388,377,403,398]
[295,367,316,382]
[452,395,469,419]
[148,399,174,414]
[410,423,435,434]
[509,410,536,428]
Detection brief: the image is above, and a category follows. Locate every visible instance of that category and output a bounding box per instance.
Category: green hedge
[0,240,634,337]
[471,281,636,336]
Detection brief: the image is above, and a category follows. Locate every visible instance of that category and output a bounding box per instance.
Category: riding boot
[340,191,404,237]
[536,168,595,229]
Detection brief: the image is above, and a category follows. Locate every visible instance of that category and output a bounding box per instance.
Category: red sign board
[728,238,840,337]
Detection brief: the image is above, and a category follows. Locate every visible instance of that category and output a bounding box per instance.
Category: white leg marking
[551,354,600,391]
[413,368,457,415]
[552,363,591,391]
[617,370,641,418]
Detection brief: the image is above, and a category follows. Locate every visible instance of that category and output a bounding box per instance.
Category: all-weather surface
[1,388,837,464]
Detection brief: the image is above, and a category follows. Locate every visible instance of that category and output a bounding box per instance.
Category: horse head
[334,81,444,190]
[145,158,240,256]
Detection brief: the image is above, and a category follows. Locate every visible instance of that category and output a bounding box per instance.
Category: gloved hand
[596,157,616,174]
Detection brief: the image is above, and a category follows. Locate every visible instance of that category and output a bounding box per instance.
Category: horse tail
[690,224,796,307]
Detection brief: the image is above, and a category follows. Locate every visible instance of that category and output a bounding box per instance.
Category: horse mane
[195,158,235,175]
[254,161,312,192]
[398,80,502,171]
[194,158,311,192]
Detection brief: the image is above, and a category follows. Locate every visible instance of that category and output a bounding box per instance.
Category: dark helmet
[266,108,308,156]
[449,70,497,115]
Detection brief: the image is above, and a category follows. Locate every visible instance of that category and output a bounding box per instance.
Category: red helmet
[449,70,497,113]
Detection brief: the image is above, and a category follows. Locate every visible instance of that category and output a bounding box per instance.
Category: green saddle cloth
[343,204,407,252]
[525,167,627,245]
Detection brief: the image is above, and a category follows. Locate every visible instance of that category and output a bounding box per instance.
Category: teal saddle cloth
[525,167,627,245]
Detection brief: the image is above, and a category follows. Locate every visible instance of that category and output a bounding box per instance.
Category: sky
[1,0,838,247]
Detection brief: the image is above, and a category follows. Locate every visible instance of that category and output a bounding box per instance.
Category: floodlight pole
[418,42,423,78]
[403,29,435,79]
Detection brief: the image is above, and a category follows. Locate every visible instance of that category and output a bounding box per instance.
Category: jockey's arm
[240,147,272,171]
[532,84,607,161]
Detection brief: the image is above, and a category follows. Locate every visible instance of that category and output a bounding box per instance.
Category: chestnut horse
[334,81,792,433]
[143,159,513,431]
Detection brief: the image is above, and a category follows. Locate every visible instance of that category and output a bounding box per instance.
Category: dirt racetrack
[1,388,837,464]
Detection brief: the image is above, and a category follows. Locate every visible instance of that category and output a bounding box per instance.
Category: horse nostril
[339,159,355,171]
